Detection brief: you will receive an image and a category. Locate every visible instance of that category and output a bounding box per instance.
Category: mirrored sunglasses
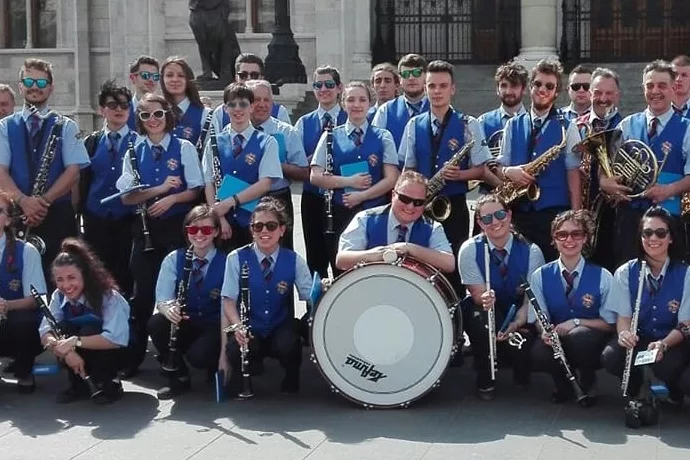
[139,71,161,82]
[400,68,424,79]
[313,80,337,90]
[479,209,508,225]
[21,77,50,89]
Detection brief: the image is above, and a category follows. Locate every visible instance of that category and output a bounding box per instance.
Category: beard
[500,94,521,108]
[532,95,556,113]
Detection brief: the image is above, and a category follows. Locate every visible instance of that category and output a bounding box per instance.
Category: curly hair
[551,209,595,256]
[52,238,119,315]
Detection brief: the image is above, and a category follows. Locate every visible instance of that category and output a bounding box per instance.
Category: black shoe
[3,360,16,374]
[93,381,124,405]
[119,368,139,380]
[576,394,596,408]
[156,378,191,400]
[666,387,685,409]
[624,400,643,429]
[477,386,495,401]
[281,375,300,394]
[56,386,89,404]
[16,375,36,394]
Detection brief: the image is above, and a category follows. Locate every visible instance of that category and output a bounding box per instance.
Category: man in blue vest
[671,55,690,119]
[478,62,528,144]
[0,58,90,284]
[495,59,583,262]
[611,60,690,267]
[127,55,160,131]
[0,84,15,119]
[372,53,429,165]
[336,170,454,273]
[560,65,592,122]
[367,63,400,122]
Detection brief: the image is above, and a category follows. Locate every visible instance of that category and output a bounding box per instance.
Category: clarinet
[323,123,335,234]
[520,278,592,406]
[238,261,254,398]
[30,285,103,399]
[128,143,155,252]
[161,246,194,373]
[209,126,223,202]
[485,241,497,381]
[622,260,647,397]
[196,111,214,160]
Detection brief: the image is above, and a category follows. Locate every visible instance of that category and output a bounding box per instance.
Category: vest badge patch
[447,138,460,150]
[166,158,179,171]
[276,280,289,295]
[245,153,257,165]
[209,288,221,300]
[8,279,21,292]
[368,153,378,167]
[662,141,672,156]
[581,293,594,308]
[182,126,194,140]
[668,299,680,314]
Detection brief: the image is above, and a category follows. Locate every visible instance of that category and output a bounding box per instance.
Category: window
[1,0,57,48]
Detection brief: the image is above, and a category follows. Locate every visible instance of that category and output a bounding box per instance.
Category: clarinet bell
[84,375,104,399]
[143,232,155,253]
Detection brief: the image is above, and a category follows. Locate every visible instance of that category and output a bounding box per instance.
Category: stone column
[516,0,559,67]
[25,0,34,48]
[71,0,93,130]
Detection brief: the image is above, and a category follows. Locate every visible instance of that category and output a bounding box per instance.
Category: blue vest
[366,106,377,123]
[271,104,280,118]
[473,234,530,310]
[7,113,68,203]
[628,259,687,340]
[413,110,470,196]
[332,125,386,209]
[541,260,603,324]
[0,240,25,301]
[175,249,225,323]
[479,108,505,140]
[86,132,137,219]
[627,112,688,210]
[136,136,190,219]
[174,104,204,145]
[299,109,347,195]
[238,246,296,337]
[216,130,269,227]
[364,205,433,248]
[128,104,137,131]
[510,112,570,210]
[385,96,430,148]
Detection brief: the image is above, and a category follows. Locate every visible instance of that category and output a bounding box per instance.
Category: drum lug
[432,379,442,388]
[330,385,339,394]
[426,273,438,284]
[398,402,410,409]
[310,353,316,364]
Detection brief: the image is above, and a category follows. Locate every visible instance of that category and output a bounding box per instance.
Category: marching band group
[0,49,690,429]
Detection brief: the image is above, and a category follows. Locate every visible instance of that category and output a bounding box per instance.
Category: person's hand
[54,336,78,358]
[647,340,667,362]
[496,322,518,341]
[441,165,464,181]
[504,166,535,186]
[162,302,186,324]
[644,184,674,204]
[554,320,576,336]
[161,175,183,193]
[618,330,639,349]
[234,329,249,347]
[0,298,8,317]
[599,176,632,202]
[19,195,49,222]
[347,173,372,190]
[147,195,177,218]
[219,216,232,240]
[214,198,235,217]
[541,330,553,346]
[64,351,87,377]
[479,289,495,312]
[343,191,366,209]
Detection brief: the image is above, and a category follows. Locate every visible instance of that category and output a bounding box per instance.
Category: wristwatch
[75,337,83,348]
[573,318,581,327]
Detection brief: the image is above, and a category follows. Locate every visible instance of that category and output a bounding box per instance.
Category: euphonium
[494,123,567,204]
[424,137,474,222]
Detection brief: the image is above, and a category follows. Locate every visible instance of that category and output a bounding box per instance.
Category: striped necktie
[152,144,164,162]
[261,256,273,281]
[396,224,408,243]
[232,134,244,157]
[648,117,659,140]
[648,274,662,296]
[107,131,121,156]
[192,258,207,289]
[29,114,41,143]
[563,270,578,298]
[351,127,363,147]
[492,248,508,278]
[322,113,333,132]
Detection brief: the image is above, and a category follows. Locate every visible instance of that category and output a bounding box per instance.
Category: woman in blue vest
[602,206,690,427]
[458,193,545,401]
[310,81,400,276]
[116,93,204,377]
[527,209,615,406]
[148,204,225,400]
[39,238,130,404]
[0,191,47,393]
[160,56,211,148]
[219,197,312,397]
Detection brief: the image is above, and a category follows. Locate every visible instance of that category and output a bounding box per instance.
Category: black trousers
[440,194,470,295]
[590,203,617,272]
[512,206,568,262]
[59,322,126,387]
[325,202,359,278]
[301,191,329,278]
[676,349,690,396]
[82,213,134,298]
[532,327,611,393]
[462,299,533,389]
[147,313,221,377]
[268,187,295,251]
[126,213,186,371]
[0,310,42,378]
[33,201,77,290]
[224,319,301,393]
[601,336,689,398]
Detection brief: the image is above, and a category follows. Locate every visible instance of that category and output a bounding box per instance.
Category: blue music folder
[340,161,369,193]
[657,172,682,216]
[309,273,323,312]
[272,132,287,163]
[215,370,226,402]
[218,175,259,213]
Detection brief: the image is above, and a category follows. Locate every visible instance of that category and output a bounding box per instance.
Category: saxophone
[161,246,194,373]
[424,119,475,222]
[16,106,65,255]
[494,123,567,204]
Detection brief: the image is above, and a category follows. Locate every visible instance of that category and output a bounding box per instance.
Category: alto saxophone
[622,260,646,397]
[161,246,194,373]
[494,123,567,204]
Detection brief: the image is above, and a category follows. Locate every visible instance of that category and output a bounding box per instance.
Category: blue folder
[272,132,287,163]
[215,370,226,402]
[657,172,682,216]
[309,273,323,313]
[218,175,259,212]
[340,161,369,193]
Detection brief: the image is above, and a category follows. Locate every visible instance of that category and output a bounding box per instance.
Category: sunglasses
[400,68,424,79]
[313,80,337,90]
[226,100,251,109]
[138,109,167,121]
[641,227,670,239]
[570,82,591,91]
[479,209,508,225]
[21,77,50,89]
[251,221,280,232]
[104,101,130,111]
[237,71,262,80]
[532,81,556,91]
[553,230,586,242]
[139,71,160,82]
[186,225,215,236]
[395,191,426,207]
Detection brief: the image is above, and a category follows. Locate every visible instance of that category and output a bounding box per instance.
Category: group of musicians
[0,51,690,427]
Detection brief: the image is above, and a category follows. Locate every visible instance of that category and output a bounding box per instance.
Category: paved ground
[1,186,689,460]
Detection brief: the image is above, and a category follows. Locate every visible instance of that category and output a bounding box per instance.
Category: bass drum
[310,257,460,408]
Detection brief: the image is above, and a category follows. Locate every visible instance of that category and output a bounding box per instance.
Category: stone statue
[189,0,241,84]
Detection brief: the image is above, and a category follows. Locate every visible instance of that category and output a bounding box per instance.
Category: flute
[622,260,646,397]
[485,241,497,381]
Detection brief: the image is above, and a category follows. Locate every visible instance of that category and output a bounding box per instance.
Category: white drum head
[311,263,455,408]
